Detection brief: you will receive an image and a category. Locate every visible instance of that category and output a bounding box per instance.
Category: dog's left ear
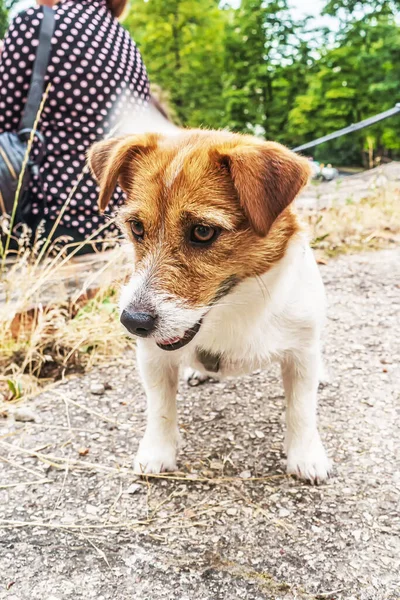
[215,141,311,236]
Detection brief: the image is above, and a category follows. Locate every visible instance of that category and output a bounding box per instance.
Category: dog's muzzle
[120,309,157,337]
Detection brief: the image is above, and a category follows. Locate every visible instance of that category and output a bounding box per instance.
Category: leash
[292,103,400,153]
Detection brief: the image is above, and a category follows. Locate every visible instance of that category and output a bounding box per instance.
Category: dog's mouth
[154,276,240,352]
[156,320,202,351]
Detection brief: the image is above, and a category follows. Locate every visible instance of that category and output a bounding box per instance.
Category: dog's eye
[130,220,144,240]
[190,225,219,246]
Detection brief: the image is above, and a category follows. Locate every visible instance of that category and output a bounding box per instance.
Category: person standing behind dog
[0,0,149,251]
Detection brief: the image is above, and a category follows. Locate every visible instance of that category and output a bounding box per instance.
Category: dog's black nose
[120,309,157,337]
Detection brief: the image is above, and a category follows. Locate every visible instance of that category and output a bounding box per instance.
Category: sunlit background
[1,0,399,168]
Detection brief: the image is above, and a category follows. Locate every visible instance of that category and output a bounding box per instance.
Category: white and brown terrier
[89,129,331,484]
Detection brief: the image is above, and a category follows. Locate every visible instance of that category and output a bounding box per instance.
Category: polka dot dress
[0,0,149,237]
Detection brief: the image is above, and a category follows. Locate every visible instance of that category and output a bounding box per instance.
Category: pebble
[209,460,223,470]
[125,483,141,495]
[78,447,89,456]
[278,509,291,518]
[61,515,75,524]
[86,504,98,515]
[239,470,252,479]
[12,407,38,422]
[90,382,105,395]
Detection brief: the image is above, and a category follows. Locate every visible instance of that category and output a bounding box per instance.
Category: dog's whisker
[255,275,271,301]
[211,301,249,308]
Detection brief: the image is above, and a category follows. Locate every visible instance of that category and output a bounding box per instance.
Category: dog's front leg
[134,341,180,474]
[281,348,331,483]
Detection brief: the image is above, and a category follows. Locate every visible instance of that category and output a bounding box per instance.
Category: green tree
[124,0,226,128]
[0,0,8,39]
[221,0,313,143]
[288,13,400,165]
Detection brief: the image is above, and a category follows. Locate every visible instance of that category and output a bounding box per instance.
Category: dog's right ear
[214,140,311,236]
[88,134,159,212]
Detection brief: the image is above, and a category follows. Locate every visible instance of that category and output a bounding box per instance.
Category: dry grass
[1,172,398,402]
[305,182,400,260]
[0,233,133,401]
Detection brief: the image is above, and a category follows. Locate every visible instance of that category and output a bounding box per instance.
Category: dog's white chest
[186,316,288,378]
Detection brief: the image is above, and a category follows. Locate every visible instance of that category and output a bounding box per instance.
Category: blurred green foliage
[125,0,400,166]
[125,0,226,128]
[0,0,8,38]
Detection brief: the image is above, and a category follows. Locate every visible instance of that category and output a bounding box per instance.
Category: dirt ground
[298,161,400,209]
[0,249,399,600]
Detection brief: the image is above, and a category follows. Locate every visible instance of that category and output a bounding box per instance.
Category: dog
[88,129,332,484]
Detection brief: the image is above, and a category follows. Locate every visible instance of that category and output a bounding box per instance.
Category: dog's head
[88,130,310,350]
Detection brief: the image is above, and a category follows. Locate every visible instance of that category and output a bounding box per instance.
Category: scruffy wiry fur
[88,129,331,484]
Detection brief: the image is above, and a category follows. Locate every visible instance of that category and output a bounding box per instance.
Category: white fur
[164,146,190,188]
[129,233,331,482]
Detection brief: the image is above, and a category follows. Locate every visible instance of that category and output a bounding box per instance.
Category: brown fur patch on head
[88,130,310,308]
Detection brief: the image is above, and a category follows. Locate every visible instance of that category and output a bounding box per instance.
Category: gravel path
[297,161,400,209]
[0,249,399,600]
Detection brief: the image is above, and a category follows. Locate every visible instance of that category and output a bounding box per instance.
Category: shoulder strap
[18,6,55,132]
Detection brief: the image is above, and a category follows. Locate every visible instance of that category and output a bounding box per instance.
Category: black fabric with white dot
[0,0,149,235]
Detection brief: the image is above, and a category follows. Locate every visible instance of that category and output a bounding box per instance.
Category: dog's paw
[133,437,178,474]
[184,367,210,387]
[286,435,332,484]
